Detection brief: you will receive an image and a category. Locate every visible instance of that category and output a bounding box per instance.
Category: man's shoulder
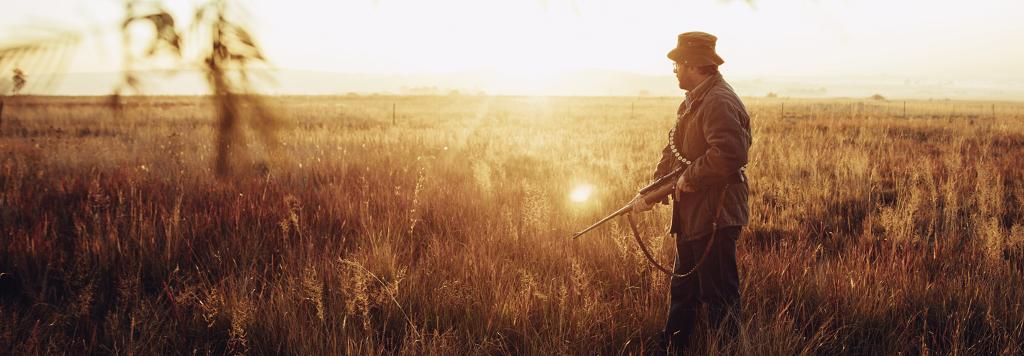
[699,78,745,108]
[706,80,741,102]
[697,82,749,125]
[701,90,742,111]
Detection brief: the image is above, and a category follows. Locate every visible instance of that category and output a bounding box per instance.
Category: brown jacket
[653,73,751,241]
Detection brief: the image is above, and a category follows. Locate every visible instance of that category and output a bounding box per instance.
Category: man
[631,31,752,351]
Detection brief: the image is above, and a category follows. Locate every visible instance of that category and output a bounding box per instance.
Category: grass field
[1,94,1023,354]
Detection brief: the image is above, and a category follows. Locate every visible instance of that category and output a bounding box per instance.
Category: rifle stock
[571,166,684,239]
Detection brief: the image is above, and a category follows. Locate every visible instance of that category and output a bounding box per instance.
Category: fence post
[392,102,396,126]
[903,101,907,118]
[780,102,785,120]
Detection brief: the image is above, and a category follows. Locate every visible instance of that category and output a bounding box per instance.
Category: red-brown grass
[1,95,1022,354]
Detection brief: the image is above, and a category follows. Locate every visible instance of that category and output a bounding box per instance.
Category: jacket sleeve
[650,144,677,204]
[653,101,688,180]
[653,143,677,180]
[681,95,750,189]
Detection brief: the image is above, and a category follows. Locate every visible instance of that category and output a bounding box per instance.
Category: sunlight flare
[570,184,595,203]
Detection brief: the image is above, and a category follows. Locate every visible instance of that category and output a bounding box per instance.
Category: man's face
[673,62,698,91]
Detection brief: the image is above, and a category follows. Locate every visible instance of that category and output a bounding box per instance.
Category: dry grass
[1,94,1023,354]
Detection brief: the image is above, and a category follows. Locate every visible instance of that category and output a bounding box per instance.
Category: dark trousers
[664,226,742,350]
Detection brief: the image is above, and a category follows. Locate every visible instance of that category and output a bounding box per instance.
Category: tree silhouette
[11,68,25,95]
[1,0,279,178]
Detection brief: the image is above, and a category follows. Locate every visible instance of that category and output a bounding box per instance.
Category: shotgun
[571,166,684,239]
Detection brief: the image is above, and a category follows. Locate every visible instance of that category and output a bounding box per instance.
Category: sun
[570,184,595,203]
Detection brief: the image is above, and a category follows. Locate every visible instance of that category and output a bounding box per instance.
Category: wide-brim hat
[667,31,725,67]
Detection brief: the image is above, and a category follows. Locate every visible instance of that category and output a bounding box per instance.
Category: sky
[2,0,1023,97]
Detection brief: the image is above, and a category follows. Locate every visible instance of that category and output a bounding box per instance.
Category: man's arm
[680,95,750,189]
[655,101,688,180]
[653,143,677,180]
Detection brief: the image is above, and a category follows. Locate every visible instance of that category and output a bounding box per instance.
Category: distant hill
[7,69,1023,100]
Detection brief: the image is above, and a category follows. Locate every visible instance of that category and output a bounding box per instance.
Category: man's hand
[631,193,654,213]
[675,175,697,197]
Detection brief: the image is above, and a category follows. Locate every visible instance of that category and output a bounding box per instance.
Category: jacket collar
[683,73,723,111]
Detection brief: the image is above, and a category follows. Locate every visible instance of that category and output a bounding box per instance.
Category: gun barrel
[571,204,632,239]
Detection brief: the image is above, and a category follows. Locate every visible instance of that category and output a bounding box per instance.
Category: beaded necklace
[668,98,700,167]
